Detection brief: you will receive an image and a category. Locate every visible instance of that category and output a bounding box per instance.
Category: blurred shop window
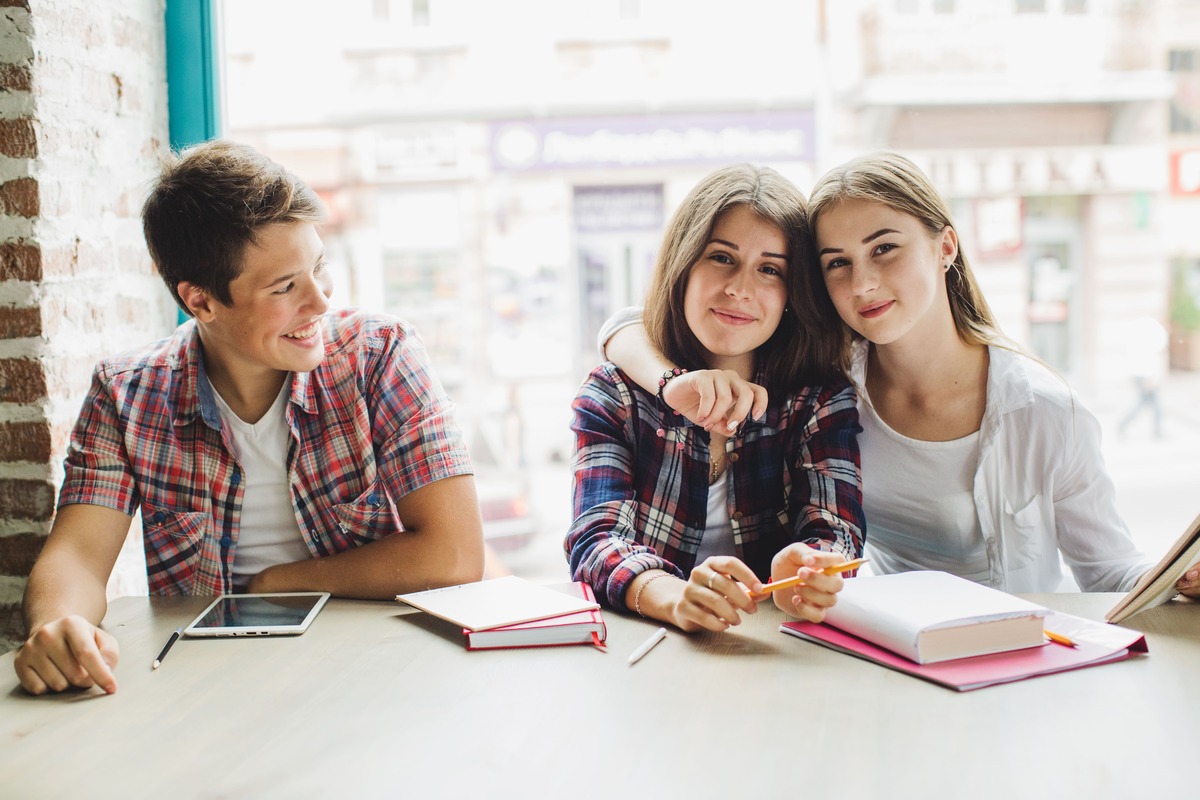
[384,253,462,337]
[1028,250,1074,371]
[373,0,431,26]
[573,184,664,373]
[1170,48,1200,134]
[377,188,471,392]
[1025,196,1082,375]
[1169,259,1200,371]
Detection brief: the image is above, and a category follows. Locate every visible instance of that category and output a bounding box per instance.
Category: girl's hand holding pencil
[751,558,869,597]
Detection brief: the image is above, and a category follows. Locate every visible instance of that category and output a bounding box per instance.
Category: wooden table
[1,593,1195,798]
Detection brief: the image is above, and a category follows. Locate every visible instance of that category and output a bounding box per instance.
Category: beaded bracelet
[656,367,688,406]
[633,572,671,617]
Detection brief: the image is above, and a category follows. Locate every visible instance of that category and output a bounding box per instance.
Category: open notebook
[1107,510,1200,624]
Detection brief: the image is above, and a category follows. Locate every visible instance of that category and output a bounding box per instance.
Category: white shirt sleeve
[596,306,645,360]
[1050,400,1153,592]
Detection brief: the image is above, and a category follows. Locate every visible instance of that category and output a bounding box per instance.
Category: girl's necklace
[709,449,724,484]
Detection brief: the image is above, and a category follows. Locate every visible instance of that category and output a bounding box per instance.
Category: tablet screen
[185,592,330,637]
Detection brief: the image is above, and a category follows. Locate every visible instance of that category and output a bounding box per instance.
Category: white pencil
[627,627,667,666]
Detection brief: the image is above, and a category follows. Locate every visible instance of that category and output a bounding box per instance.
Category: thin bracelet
[633,572,671,617]
[656,367,688,407]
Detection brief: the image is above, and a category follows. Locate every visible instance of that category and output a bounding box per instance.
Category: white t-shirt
[858,397,988,583]
[695,473,737,564]
[210,380,311,591]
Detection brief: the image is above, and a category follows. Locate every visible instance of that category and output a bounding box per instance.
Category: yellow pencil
[1043,629,1080,648]
[751,558,869,596]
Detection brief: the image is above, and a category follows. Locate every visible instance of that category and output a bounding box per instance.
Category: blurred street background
[103,0,1200,595]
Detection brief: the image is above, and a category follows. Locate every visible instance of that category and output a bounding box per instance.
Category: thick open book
[806,571,1049,664]
[465,582,606,650]
[1106,510,1200,624]
[396,575,600,632]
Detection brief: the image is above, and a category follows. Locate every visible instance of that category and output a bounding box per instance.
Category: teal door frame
[164,0,223,321]
[165,0,223,151]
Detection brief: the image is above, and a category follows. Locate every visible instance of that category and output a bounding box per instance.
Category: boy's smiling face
[186,221,332,395]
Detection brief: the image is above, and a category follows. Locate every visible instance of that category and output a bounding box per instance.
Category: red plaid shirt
[59,310,473,595]
[567,363,864,609]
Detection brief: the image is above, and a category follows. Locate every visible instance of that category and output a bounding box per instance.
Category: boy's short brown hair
[142,139,325,314]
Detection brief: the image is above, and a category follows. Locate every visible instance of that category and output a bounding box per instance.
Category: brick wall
[0,0,173,652]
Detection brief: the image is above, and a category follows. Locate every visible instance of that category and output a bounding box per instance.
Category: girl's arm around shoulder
[602,308,769,428]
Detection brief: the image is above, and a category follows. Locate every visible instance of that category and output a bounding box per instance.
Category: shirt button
[732,512,743,522]
[729,453,740,463]
[987,537,996,545]
[220,537,233,548]
[152,511,166,524]
[367,493,380,506]
[675,441,684,450]
[231,472,242,486]
[656,428,665,438]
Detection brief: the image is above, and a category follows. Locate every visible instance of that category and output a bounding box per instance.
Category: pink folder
[781,611,1148,692]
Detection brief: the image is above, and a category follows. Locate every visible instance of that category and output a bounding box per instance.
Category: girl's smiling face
[683,204,789,379]
[816,198,957,347]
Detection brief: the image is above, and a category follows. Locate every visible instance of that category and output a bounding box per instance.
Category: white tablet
[183,592,331,638]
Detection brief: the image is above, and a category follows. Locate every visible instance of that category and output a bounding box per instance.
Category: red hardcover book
[465,582,606,651]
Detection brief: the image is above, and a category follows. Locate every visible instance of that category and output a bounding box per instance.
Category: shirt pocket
[331,482,402,547]
[1000,494,1049,570]
[142,508,211,595]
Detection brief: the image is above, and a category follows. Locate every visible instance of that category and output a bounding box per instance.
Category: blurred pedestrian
[1118,315,1168,439]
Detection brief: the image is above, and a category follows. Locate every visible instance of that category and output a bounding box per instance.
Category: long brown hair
[807,151,1001,348]
[643,164,847,394]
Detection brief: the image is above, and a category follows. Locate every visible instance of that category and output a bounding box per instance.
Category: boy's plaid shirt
[567,362,864,609]
[59,310,472,595]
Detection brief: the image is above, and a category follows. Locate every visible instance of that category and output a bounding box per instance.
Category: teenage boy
[14,140,484,695]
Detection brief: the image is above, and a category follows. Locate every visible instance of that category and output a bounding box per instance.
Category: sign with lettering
[908,147,1166,196]
[491,112,815,172]
[573,185,664,232]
